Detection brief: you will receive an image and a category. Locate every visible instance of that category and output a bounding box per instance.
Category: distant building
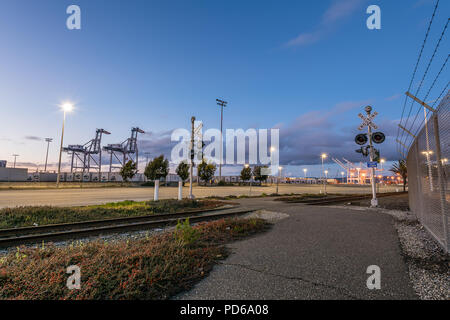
[0,167,28,182]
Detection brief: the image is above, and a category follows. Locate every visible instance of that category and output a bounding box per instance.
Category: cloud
[128,101,402,169]
[286,0,365,47]
[385,93,402,101]
[24,136,42,141]
[276,99,402,165]
[138,130,176,159]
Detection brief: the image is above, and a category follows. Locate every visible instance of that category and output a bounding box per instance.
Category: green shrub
[0,218,269,300]
[174,218,200,246]
[0,199,223,229]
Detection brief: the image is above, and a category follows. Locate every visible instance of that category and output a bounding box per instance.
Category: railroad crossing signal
[358,111,378,131]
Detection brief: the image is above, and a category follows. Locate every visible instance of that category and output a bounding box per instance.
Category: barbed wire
[400,11,447,151]
[397,0,449,158]
[405,52,449,146]
[396,0,440,152]
[409,81,449,142]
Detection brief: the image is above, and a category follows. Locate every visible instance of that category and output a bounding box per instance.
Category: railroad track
[280,192,408,205]
[0,206,255,248]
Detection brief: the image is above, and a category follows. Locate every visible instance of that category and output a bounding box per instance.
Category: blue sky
[0,0,448,177]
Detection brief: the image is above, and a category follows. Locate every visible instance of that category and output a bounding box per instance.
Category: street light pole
[56,103,73,188]
[321,153,327,194]
[12,154,19,168]
[324,170,328,194]
[44,138,53,172]
[216,99,227,182]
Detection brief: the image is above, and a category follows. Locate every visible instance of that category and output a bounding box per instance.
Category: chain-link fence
[407,92,449,253]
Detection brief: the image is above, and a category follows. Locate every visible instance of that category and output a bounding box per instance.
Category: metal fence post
[432,113,449,252]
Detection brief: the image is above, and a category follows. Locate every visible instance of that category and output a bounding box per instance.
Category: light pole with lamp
[44,138,53,172]
[321,153,327,194]
[303,168,307,183]
[216,99,227,182]
[56,103,73,187]
[12,154,19,168]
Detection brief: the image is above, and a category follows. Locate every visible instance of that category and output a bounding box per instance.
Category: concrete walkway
[176,198,417,300]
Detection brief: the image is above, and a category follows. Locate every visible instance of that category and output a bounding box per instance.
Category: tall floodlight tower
[44,138,53,172]
[216,99,227,182]
[57,103,73,187]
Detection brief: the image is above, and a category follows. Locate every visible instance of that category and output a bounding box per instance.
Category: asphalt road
[0,184,401,208]
[176,198,417,300]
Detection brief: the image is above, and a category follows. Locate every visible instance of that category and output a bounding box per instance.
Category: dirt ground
[349,193,410,211]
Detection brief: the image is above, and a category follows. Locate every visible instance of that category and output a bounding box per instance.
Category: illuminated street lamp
[56,102,73,187]
[421,150,434,191]
[340,171,345,184]
[321,153,327,194]
[380,158,386,171]
[303,168,307,179]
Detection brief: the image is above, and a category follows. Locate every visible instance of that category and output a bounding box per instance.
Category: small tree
[120,160,137,182]
[144,155,169,181]
[390,160,407,191]
[176,161,189,186]
[240,166,252,182]
[253,165,268,183]
[197,160,216,185]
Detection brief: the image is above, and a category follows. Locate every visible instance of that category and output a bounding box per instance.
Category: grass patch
[0,217,270,300]
[0,199,224,229]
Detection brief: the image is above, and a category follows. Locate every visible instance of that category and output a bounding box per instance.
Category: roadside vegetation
[0,199,224,229]
[0,217,270,300]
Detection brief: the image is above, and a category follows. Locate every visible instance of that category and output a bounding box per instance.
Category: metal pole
[44,138,52,172]
[219,104,223,181]
[423,107,434,191]
[367,108,378,207]
[189,116,195,199]
[56,111,66,187]
[12,155,18,168]
[432,114,449,252]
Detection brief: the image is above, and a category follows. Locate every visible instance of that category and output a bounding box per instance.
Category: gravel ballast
[384,209,449,300]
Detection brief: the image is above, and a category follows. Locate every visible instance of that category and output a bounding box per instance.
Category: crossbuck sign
[358,111,378,131]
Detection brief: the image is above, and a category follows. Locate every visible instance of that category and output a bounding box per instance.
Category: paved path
[0,184,399,208]
[176,198,417,300]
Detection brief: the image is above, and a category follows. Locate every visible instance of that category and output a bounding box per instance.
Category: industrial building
[0,167,28,182]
